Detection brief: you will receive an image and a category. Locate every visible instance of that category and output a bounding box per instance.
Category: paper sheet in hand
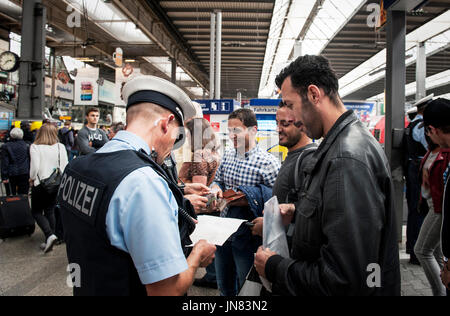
[189,215,247,246]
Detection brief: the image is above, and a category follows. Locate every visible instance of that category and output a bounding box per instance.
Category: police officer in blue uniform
[58,76,216,296]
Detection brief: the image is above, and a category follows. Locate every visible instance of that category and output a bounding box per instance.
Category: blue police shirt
[97,131,188,285]
[412,114,428,153]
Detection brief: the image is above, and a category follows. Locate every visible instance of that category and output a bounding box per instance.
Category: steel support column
[171,57,177,84]
[215,10,222,100]
[17,0,46,120]
[416,42,426,101]
[385,10,406,242]
[209,12,216,99]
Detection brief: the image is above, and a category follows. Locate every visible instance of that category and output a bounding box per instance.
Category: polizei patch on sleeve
[58,169,105,226]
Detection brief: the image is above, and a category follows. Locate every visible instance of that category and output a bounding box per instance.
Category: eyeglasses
[276,120,304,128]
[276,120,295,128]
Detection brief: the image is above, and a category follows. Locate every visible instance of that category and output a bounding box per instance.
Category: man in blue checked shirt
[211,108,281,296]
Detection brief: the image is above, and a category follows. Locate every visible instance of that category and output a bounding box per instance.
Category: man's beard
[280,132,302,149]
[301,98,323,140]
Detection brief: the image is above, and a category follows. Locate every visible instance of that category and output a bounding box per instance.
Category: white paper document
[189,215,247,246]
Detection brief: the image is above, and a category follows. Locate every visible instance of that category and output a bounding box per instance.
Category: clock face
[0,51,19,72]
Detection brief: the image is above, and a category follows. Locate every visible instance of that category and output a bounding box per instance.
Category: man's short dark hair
[228,108,257,128]
[86,108,99,116]
[440,126,450,134]
[275,55,340,106]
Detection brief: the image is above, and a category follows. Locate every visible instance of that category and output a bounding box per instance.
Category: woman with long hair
[179,118,220,187]
[30,123,68,253]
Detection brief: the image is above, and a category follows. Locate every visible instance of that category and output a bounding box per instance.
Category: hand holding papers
[189,215,247,246]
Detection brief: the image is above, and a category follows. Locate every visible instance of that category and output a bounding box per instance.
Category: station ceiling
[0,0,449,102]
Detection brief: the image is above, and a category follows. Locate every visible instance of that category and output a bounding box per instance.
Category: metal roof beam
[111,0,209,93]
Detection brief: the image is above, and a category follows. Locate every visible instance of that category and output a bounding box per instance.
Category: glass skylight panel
[302,0,365,56]
[259,0,315,97]
[64,0,152,44]
[259,0,365,97]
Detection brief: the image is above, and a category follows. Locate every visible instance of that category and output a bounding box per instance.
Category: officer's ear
[161,114,176,134]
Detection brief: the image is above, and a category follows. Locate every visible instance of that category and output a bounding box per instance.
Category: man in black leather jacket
[254,55,401,296]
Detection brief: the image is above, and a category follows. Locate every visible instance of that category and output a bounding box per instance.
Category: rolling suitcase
[0,183,35,240]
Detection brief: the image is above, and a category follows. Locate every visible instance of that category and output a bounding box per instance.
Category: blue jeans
[215,234,261,296]
[414,211,446,296]
[202,259,217,283]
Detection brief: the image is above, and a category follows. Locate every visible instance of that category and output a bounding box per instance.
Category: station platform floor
[0,223,433,296]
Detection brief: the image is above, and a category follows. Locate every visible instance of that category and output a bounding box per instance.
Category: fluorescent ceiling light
[258,0,364,98]
[64,0,152,44]
[339,10,450,98]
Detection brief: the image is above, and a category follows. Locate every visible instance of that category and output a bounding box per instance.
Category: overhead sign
[115,66,141,106]
[45,77,74,100]
[250,99,281,106]
[195,99,238,115]
[379,0,387,28]
[252,106,278,114]
[74,68,99,106]
[99,80,115,105]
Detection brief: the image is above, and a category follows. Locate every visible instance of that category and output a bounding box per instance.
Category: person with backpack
[404,94,434,265]
[249,103,317,243]
[58,121,74,157]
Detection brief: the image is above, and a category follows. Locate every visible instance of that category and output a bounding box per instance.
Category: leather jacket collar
[303,110,357,175]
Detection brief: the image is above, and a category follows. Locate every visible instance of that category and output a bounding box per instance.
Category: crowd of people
[1,54,449,296]
[1,109,126,253]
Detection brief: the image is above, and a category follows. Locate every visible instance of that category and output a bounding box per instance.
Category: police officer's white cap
[406,107,417,114]
[413,94,434,110]
[122,75,197,126]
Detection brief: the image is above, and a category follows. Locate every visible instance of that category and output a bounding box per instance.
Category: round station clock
[0,51,20,73]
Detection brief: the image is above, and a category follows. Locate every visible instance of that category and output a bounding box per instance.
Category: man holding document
[254,55,401,296]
